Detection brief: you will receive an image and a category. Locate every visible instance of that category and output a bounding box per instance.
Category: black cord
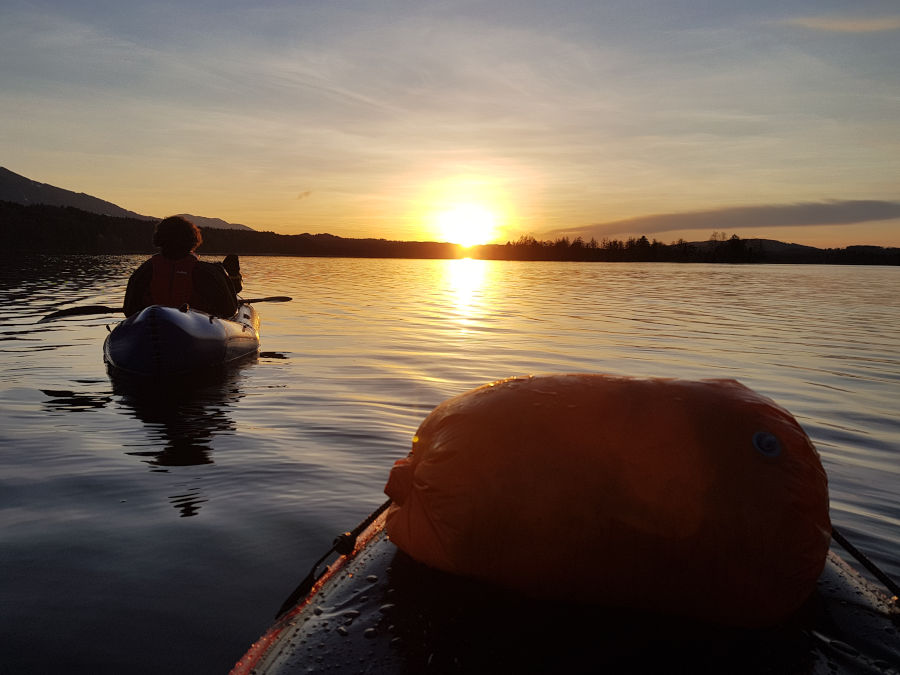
[832,525,900,602]
[275,499,392,619]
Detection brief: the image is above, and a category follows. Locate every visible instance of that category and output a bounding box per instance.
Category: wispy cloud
[554,201,900,239]
[3,3,900,245]
[780,15,900,33]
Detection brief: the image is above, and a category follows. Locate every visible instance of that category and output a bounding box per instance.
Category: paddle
[37,296,293,323]
[37,305,122,323]
[240,296,292,304]
[275,499,392,619]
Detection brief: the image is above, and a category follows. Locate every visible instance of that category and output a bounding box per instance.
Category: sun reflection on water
[445,257,489,323]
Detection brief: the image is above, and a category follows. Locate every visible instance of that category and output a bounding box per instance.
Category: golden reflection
[445,257,488,319]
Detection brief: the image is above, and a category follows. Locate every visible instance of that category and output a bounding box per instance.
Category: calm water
[1,255,898,673]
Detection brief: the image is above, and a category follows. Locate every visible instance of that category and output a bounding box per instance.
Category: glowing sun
[436,204,497,248]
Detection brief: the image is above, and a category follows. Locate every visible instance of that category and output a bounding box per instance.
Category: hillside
[174,214,254,232]
[0,167,253,231]
[0,200,458,258]
[0,167,153,221]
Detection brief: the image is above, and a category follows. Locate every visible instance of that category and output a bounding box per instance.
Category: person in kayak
[123,216,240,317]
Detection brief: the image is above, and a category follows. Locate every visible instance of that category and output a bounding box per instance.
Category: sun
[415,172,513,247]
[436,203,497,248]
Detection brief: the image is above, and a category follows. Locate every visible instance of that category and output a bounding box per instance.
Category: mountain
[0,166,154,221]
[0,167,253,231]
[174,214,254,232]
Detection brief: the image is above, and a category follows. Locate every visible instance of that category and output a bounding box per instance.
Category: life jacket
[384,374,831,627]
[149,254,198,307]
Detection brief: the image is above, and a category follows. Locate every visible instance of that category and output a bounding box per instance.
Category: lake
[1,254,898,673]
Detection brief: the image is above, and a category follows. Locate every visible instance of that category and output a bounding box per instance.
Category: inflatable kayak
[233,509,899,674]
[103,303,260,376]
[234,375,899,673]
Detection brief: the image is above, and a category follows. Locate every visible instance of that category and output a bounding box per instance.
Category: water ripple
[0,256,898,673]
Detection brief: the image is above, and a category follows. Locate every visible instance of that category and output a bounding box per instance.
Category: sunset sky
[2,0,899,247]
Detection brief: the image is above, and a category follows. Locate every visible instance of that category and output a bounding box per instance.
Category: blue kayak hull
[103,304,260,376]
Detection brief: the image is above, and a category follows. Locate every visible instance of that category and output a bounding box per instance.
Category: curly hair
[153,216,202,257]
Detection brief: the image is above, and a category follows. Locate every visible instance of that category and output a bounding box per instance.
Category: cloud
[553,201,900,239]
[780,16,900,33]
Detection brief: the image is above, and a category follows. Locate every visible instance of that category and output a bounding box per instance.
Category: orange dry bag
[384,374,831,626]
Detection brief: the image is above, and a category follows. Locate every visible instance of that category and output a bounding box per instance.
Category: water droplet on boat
[364,628,378,639]
[828,640,859,657]
[366,575,378,583]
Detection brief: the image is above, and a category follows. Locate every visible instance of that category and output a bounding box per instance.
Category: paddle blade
[38,305,122,323]
[241,296,292,304]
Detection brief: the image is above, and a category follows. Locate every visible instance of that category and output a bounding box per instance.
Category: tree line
[3,200,897,265]
[471,233,900,264]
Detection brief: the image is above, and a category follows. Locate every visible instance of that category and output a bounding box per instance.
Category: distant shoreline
[3,200,898,265]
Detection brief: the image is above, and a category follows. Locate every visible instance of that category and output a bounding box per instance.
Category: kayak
[103,303,260,376]
[235,375,898,673]
[233,506,900,675]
